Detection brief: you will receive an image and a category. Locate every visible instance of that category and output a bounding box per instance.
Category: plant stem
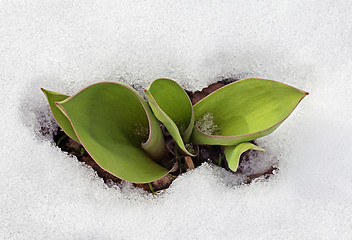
[218,154,222,167]
[56,134,67,146]
[174,146,183,174]
[184,156,195,170]
[148,183,155,193]
[167,174,177,180]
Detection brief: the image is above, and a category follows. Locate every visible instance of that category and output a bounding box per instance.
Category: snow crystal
[1,1,352,239]
[195,113,222,135]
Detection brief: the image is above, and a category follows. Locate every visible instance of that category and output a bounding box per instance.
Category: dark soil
[53,78,277,192]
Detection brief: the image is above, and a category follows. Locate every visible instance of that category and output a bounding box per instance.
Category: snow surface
[1,1,352,239]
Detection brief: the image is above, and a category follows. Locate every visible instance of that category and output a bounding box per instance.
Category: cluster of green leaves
[42,78,308,183]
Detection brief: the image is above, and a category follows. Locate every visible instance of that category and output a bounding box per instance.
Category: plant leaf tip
[300,89,309,96]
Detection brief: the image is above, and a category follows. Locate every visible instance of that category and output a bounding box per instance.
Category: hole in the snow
[49,77,278,193]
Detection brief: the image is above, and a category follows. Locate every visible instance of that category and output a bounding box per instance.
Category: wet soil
[53,78,277,192]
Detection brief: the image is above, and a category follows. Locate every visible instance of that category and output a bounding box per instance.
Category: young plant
[144,79,195,156]
[42,78,308,185]
[42,82,171,183]
[145,78,308,172]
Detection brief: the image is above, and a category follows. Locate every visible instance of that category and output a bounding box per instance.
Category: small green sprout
[42,78,308,184]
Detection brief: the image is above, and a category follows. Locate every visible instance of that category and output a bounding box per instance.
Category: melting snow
[195,112,222,135]
[1,1,352,239]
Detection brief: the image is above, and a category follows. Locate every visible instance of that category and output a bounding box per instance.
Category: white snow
[1,1,352,239]
[195,113,222,135]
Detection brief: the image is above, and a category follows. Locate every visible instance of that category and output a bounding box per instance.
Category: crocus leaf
[145,78,195,156]
[224,142,265,172]
[191,78,308,145]
[41,88,79,142]
[56,82,170,183]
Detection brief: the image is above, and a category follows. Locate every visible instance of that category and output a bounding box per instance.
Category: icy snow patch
[1,1,352,239]
[195,113,222,135]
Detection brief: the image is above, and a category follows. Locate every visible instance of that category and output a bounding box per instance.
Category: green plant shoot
[42,78,308,183]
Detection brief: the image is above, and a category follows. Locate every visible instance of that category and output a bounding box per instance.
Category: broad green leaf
[41,88,79,142]
[145,78,196,156]
[224,142,265,172]
[56,82,169,183]
[191,78,308,145]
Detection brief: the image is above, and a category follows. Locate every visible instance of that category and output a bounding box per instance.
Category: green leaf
[191,78,308,145]
[56,82,169,183]
[145,78,195,156]
[41,88,79,142]
[224,142,265,172]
